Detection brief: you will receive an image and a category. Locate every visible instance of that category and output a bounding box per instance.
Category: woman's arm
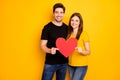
[77,42,91,56]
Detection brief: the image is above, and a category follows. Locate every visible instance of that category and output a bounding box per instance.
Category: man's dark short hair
[53,3,65,13]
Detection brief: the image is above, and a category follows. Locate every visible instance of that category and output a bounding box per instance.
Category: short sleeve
[83,31,89,42]
[41,26,49,40]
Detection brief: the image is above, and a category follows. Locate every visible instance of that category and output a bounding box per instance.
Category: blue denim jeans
[42,63,67,80]
[68,65,88,80]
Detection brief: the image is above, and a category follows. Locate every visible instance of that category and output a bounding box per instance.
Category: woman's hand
[75,47,83,53]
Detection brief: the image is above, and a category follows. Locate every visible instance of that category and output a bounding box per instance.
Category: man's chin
[55,20,62,22]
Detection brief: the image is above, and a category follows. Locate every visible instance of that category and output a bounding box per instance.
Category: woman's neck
[72,28,78,36]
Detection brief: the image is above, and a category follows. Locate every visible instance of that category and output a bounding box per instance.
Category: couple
[40,3,90,80]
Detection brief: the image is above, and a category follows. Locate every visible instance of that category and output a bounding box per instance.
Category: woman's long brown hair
[67,13,83,40]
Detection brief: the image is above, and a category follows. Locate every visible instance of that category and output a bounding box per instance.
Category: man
[40,3,68,80]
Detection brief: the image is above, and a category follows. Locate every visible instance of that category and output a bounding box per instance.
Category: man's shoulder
[43,22,53,29]
[63,23,68,27]
[44,22,52,27]
[44,22,68,28]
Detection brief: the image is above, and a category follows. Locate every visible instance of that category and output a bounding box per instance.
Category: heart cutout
[56,37,77,57]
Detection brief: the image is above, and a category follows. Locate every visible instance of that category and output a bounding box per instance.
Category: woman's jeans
[68,65,88,80]
[42,63,67,80]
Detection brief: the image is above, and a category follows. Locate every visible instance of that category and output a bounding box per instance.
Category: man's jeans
[68,65,88,80]
[42,63,67,80]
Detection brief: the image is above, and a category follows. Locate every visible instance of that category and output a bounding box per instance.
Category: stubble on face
[54,8,64,23]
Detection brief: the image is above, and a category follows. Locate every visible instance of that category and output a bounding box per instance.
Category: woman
[67,13,91,80]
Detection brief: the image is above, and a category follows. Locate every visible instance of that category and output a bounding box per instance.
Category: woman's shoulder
[81,31,88,36]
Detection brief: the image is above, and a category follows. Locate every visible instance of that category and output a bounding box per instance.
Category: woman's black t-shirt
[41,22,68,64]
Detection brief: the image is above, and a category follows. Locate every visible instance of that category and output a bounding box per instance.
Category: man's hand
[51,47,59,55]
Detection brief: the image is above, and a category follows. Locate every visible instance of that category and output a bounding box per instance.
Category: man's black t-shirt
[41,22,68,64]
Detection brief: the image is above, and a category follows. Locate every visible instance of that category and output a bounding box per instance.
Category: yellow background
[0,0,120,80]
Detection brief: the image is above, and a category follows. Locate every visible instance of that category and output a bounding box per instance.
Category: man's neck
[52,20,63,26]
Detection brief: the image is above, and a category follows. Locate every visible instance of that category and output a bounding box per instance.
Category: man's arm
[40,40,51,53]
[40,40,58,54]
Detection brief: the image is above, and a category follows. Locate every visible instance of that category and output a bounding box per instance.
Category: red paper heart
[56,37,77,57]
